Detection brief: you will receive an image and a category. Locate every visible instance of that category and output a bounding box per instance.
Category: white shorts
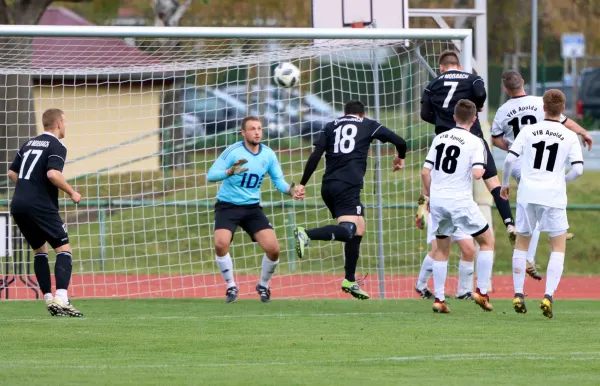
[430,201,489,239]
[426,213,471,244]
[516,202,569,237]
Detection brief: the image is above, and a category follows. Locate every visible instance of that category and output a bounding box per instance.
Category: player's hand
[226,159,249,177]
[582,132,594,151]
[291,183,305,200]
[500,186,510,200]
[70,191,82,204]
[393,157,405,171]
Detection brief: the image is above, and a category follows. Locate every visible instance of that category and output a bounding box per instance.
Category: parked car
[576,68,600,121]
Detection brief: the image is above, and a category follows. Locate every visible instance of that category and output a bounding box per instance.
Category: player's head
[241,115,262,146]
[344,100,366,117]
[438,51,462,73]
[42,108,66,139]
[542,89,566,118]
[502,70,525,96]
[453,99,477,128]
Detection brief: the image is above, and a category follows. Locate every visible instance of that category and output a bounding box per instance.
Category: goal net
[0,28,468,300]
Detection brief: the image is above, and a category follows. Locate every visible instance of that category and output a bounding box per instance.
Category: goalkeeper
[207,116,302,303]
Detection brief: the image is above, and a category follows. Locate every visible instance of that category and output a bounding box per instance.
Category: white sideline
[1,352,599,370]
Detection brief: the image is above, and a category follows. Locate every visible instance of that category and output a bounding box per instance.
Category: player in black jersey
[293,100,407,299]
[8,108,83,317]
[420,50,517,245]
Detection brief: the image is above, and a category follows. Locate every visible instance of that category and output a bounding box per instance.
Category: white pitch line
[1,352,599,370]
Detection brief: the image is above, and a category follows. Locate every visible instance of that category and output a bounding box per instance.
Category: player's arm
[500,133,525,198]
[371,124,407,170]
[267,151,295,196]
[8,148,22,183]
[47,146,81,204]
[491,112,509,151]
[420,87,436,124]
[472,139,486,180]
[206,150,247,182]
[471,77,487,111]
[562,117,593,151]
[298,127,328,189]
[566,135,585,182]
[421,138,438,197]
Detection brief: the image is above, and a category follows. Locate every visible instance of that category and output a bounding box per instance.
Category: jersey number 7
[442,81,459,108]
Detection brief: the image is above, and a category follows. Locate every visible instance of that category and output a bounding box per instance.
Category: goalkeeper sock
[457,259,474,295]
[432,260,448,302]
[512,249,527,294]
[416,254,434,290]
[476,250,494,295]
[33,253,51,295]
[306,225,352,242]
[545,252,565,297]
[259,254,279,288]
[55,252,73,301]
[216,253,236,288]
[527,229,541,265]
[491,186,515,227]
[343,235,362,282]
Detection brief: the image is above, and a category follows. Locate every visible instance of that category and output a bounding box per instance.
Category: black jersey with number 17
[314,115,395,187]
[424,70,486,137]
[9,132,67,215]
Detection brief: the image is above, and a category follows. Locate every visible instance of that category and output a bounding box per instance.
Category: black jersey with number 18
[9,132,67,214]
[314,115,396,187]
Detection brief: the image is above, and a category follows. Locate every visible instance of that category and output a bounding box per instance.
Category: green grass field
[2,299,600,385]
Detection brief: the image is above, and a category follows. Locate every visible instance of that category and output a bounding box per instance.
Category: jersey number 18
[434,143,461,174]
[333,124,357,154]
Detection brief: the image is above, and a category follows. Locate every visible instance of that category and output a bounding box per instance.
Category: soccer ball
[273,62,300,88]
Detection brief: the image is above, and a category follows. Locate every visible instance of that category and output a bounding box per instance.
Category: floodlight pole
[531,0,539,95]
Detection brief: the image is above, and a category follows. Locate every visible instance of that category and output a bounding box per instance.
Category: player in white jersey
[421,100,495,314]
[492,70,592,280]
[501,89,584,318]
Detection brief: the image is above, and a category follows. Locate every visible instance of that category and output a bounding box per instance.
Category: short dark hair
[344,100,365,115]
[42,108,64,129]
[439,50,460,67]
[241,115,261,130]
[543,89,566,117]
[454,99,477,124]
[502,70,524,91]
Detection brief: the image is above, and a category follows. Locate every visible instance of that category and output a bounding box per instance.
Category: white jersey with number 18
[424,127,486,206]
[508,119,583,209]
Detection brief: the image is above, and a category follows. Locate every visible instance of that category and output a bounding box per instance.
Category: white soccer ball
[273,62,300,88]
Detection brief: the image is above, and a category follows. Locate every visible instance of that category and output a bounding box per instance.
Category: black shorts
[321,181,365,219]
[482,140,498,180]
[11,212,69,250]
[214,201,273,242]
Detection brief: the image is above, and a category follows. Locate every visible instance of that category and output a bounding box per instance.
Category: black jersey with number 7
[9,133,67,214]
[314,115,405,187]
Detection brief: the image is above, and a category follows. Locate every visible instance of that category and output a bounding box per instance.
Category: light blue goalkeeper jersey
[207,141,290,205]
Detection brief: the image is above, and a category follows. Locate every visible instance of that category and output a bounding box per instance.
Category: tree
[0,0,90,187]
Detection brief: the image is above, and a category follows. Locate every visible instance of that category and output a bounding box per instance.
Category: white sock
[476,250,494,295]
[416,254,434,290]
[43,293,53,302]
[545,252,565,297]
[55,289,68,303]
[432,260,448,302]
[216,253,236,288]
[512,249,527,294]
[527,228,541,265]
[259,254,279,288]
[457,260,474,295]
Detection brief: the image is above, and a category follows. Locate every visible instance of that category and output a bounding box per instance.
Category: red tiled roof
[33,7,160,71]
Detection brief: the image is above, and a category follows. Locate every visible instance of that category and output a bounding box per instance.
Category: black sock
[55,252,73,290]
[344,236,363,282]
[306,225,352,242]
[491,186,514,227]
[34,253,51,294]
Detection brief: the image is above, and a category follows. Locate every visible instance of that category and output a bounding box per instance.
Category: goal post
[0,25,473,300]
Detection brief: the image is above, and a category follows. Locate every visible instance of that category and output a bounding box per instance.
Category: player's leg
[213,202,241,303]
[415,213,434,299]
[482,141,516,245]
[455,235,475,299]
[338,214,369,300]
[540,207,569,319]
[525,225,543,280]
[253,228,280,303]
[431,235,451,313]
[511,203,536,314]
